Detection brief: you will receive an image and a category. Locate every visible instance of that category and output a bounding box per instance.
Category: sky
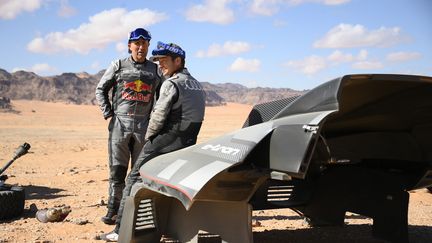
[0,0,431,90]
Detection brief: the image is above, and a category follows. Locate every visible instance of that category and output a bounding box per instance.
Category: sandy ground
[0,100,431,243]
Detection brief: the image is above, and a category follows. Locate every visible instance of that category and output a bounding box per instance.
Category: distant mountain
[0,68,305,106]
[0,69,99,105]
[200,82,305,105]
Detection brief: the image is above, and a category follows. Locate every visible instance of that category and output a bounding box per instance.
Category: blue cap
[150,41,186,61]
[129,28,151,41]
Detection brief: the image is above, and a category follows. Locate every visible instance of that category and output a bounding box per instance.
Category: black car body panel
[138,74,432,208]
[120,74,432,243]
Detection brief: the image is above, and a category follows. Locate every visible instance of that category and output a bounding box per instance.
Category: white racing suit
[115,67,206,228]
[95,56,162,214]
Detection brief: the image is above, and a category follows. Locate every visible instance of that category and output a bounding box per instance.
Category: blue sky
[0,0,431,90]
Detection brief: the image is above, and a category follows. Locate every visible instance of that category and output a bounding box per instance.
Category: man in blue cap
[95,28,162,225]
[97,42,206,242]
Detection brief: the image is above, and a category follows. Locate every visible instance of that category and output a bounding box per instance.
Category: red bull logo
[122,92,152,102]
[123,80,153,92]
[122,80,153,102]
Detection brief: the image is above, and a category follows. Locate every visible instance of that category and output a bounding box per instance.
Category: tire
[0,185,25,220]
[428,187,432,193]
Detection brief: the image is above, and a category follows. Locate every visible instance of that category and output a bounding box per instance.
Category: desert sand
[0,100,431,243]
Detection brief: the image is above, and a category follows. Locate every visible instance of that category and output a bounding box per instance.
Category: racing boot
[101,208,118,225]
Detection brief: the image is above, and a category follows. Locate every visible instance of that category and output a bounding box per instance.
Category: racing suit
[115,67,206,228]
[95,56,162,216]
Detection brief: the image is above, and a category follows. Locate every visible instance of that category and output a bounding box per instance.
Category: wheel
[0,185,25,220]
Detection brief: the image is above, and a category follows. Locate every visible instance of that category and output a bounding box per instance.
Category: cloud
[357,49,368,60]
[12,63,57,75]
[284,49,370,74]
[387,51,421,62]
[327,50,354,63]
[229,57,261,72]
[314,24,407,48]
[284,55,327,75]
[249,0,282,16]
[352,60,383,69]
[31,63,57,74]
[328,49,384,70]
[273,19,288,27]
[27,8,168,54]
[249,0,350,15]
[58,0,77,18]
[115,42,128,53]
[327,49,368,64]
[185,0,235,24]
[90,61,100,70]
[196,41,252,58]
[288,0,350,5]
[0,0,43,19]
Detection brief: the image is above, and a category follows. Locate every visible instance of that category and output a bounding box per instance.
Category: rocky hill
[200,82,305,105]
[0,68,305,106]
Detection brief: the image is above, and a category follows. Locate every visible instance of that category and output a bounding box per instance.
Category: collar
[129,56,148,65]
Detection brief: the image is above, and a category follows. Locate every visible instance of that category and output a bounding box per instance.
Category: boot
[101,208,117,225]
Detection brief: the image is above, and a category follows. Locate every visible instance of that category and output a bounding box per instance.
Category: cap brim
[149,55,167,62]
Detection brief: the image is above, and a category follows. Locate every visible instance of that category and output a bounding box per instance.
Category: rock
[99,199,106,206]
[252,219,262,227]
[68,218,89,225]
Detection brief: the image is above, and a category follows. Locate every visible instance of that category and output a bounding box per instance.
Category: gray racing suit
[95,56,162,213]
[115,67,206,227]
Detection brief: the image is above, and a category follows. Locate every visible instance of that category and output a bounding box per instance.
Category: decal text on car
[201,144,240,156]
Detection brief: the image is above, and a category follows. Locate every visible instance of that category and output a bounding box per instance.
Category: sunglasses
[129,28,151,41]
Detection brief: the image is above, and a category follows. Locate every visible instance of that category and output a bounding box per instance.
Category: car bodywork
[119,74,432,243]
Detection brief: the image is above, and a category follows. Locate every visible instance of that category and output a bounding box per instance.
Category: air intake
[135,199,156,231]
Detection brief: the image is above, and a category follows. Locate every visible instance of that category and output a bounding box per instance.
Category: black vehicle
[119,74,432,243]
[0,143,30,220]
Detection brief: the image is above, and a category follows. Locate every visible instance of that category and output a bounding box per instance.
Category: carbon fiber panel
[242,95,300,128]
